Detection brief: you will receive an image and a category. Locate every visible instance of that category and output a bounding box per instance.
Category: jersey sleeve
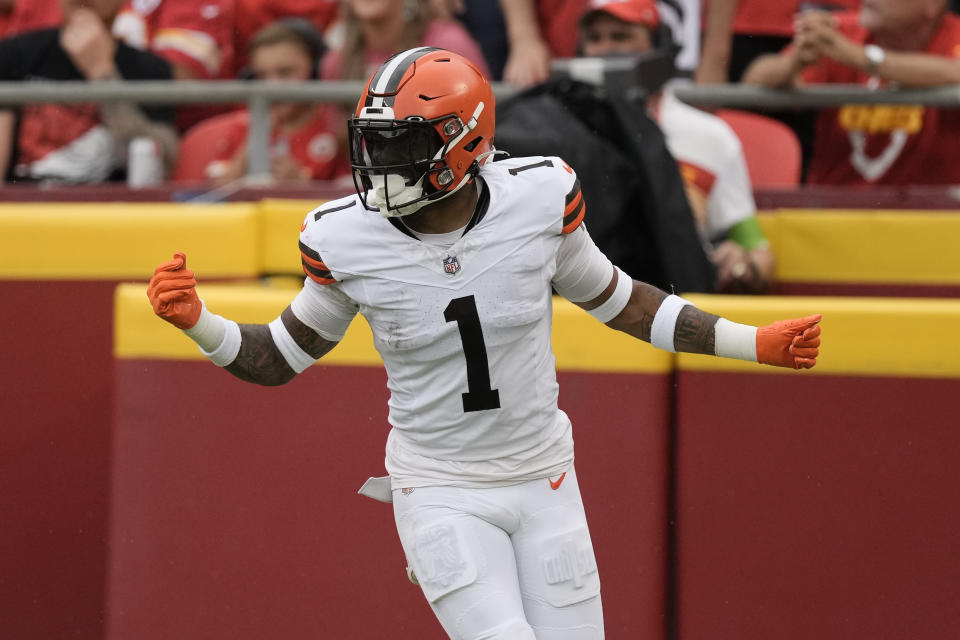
[297,198,362,284]
[293,200,361,339]
[289,278,358,342]
[552,224,615,303]
[545,157,586,234]
[299,237,336,285]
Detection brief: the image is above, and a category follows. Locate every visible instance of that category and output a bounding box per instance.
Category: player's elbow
[224,360,299,387]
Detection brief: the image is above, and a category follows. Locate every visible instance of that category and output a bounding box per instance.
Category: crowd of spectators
[3,0,960,187]
[2,0,960,292]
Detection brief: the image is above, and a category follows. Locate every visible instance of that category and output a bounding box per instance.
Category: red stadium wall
[106,360,673,640]
[5,279,959,640]
[0,280,114,640]
[673,372,960,640]
[3,202,959,640]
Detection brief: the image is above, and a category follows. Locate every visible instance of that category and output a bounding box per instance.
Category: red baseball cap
[581,0,660,30]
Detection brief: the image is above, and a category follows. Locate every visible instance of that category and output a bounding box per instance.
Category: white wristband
[181,302,224,351]
[183,305,241,367]
[200,319,241,367]
[713,318,758,362]
[588,267,632,323]
[650,294,692,352]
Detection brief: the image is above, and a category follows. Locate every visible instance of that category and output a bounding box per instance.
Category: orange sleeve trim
[562,201,586,234]
[564,189,583,216]
[562,179,585,233]
[300,252,329,272]
[302,263,336,285]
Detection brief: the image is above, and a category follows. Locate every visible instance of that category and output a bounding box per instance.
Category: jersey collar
[389,177,490,241]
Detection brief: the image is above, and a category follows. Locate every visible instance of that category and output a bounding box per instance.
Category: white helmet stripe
[368,46,436,109]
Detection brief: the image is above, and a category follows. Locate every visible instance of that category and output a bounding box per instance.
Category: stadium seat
[172,110,247,181]
[716,109,802,188]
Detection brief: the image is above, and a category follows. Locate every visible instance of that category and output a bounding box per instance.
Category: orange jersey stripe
[562,201,585,234]
[564,189,583,217]
[300,252,329,272]
[302,261,335,285]
[562,179,585,233]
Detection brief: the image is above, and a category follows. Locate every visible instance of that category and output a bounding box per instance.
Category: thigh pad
[535,526,601,608]
[407,518,478,603]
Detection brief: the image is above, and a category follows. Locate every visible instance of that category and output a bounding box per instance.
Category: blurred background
[1,0,959,638]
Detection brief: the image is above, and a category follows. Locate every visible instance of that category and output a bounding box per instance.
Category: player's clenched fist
[147,252,202,329]
[756,314,822,369]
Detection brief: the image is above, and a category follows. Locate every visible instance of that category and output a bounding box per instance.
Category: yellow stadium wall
[2,202,959,640]
[757,209,960,296]
[3,200,960,287]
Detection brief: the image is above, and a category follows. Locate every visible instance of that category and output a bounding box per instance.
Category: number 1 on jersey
[444,295,501,412]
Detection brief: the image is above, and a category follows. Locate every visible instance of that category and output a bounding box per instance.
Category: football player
[147,47,821,639]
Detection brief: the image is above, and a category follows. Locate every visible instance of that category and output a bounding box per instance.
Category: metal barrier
[3,77,960,177]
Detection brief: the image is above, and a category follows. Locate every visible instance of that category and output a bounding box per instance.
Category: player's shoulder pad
[484,155,584,234]
[298,194,362,285]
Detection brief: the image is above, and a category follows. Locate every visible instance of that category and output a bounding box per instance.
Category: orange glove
[756,314,822,370]
[146,252,202,330]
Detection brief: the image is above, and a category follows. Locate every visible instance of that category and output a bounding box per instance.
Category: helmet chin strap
[367,173,429,218]
[368,169,476,218]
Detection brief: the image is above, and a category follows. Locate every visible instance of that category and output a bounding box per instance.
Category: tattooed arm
[576,268,819,368]
[147,253,347,383]
[580,269,720,354]
[225,307,338,386]
[607,281,720,356]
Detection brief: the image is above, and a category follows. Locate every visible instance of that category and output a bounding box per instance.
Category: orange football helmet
[349,47,496,217]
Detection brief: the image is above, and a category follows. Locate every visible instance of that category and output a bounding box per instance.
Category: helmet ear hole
[442,119,462,136]
[464,136,483,152]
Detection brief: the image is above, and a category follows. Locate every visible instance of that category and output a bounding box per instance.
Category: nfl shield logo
[442,255,461,275]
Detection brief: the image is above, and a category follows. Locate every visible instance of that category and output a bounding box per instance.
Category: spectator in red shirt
[321,0,490,81]
[111,0,238,129]
[10,0,237,79]
[111,0,236,80]
[232,0,340,72]
[0,0,13,38]
[698,0,861,83]
[743,0,960,185]
[0,0,177,184]
[202,19,349,184]
[7,0,60,33]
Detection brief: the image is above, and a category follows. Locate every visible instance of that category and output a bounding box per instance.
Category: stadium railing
[4,71,960,178]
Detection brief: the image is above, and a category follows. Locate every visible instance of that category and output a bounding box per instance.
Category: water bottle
[127,137,163,188]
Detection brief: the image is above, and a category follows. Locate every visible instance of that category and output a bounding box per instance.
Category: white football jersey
[295,156,606,488]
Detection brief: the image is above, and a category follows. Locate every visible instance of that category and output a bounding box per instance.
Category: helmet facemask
[349,103,485,218]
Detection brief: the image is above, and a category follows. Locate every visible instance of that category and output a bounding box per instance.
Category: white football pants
[392,466,604,639]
